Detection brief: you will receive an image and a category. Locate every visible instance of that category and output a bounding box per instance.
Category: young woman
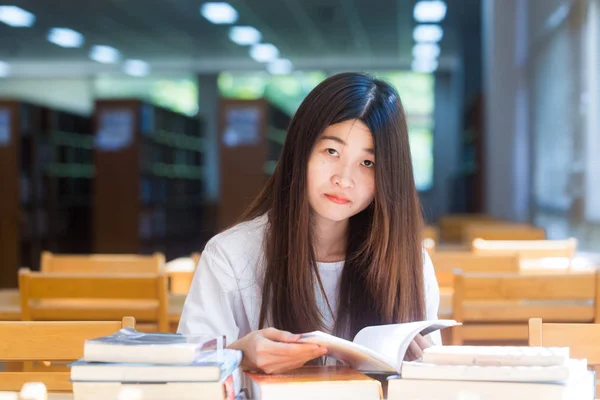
[178,72,440,374]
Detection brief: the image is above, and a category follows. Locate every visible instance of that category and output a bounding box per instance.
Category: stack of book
[70,327,244,400]
[241,319,459,399]
[245,366,383,400]
[290,320,595,399]
[387,345,596,399]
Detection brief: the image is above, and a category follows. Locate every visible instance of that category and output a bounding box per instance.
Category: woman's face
[307,119,376,224]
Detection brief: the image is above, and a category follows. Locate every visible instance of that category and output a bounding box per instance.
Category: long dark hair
[241,72,425,339]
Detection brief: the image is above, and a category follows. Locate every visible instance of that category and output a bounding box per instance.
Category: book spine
[223,374,235,400]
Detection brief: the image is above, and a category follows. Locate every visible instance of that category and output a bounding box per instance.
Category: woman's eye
[362,160,375,168]
[326,148,339,156]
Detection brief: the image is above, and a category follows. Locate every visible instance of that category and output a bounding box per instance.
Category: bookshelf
[217,98,291,229]
[93,99,207,259]
[0,101,94,287]
[451,94,484,213]
[0,100,22,288]
[45,110,94,262]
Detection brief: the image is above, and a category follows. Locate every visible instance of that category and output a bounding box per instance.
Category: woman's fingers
[261,327,301,343]
[253,335,327,374]
[235,328,328,374]
[413,333,434,351]
[404,334,435,361]
[404,339,426,361]
[261,339,326,357]
[258,349,326,374]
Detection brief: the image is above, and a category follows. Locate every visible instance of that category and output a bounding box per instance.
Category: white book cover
[72,367,243,400]
[421,345,570,367]
[400,358,587,383]
[387,369,595,400]
[71,349,242,383]
[83,327,225,365]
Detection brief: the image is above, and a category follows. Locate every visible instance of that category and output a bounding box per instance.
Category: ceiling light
[201,2,238,24]
[89,45,120,64]
[0,6,35,27]
[123,60,150,77]
[47,28,84,48]
[412,43,440,59]
[545,3,570,30]
[267,59,292,75]
[229,26,261,45]
[0,61,10,77]
[414,1,447,23]
[412,58,438,73]
[413,24,444,42]
[250,43,279,63]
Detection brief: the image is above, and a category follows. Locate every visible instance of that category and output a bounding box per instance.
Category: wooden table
[0,393,71,400]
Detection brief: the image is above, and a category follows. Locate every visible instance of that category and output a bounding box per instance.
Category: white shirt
[177,214,441,345]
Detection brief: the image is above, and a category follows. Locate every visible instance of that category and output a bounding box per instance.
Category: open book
[298,319,459,373]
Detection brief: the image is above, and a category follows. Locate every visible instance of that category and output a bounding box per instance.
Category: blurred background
[0,0,598,285]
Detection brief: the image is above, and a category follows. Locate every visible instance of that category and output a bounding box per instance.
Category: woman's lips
[324,194,351,205]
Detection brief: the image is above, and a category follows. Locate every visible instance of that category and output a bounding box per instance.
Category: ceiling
[0,0,481,75]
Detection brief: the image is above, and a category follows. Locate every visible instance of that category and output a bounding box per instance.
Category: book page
[298,332,397,373]
[352,320,459,371]
[421,345,570,366]
[299,320,458,373]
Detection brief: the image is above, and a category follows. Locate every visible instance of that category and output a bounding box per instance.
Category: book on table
[71,349,242,383]
[72,366,244,400]
[245,366,383,400]
[386,345,594,400]
[386,369,595,400]
[83,327,225,364]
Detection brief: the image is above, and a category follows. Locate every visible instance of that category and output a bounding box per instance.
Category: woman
[178,72,440,374]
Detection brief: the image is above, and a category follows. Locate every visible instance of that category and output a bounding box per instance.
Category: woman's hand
[228,327,328,374]
[403,333,434,361]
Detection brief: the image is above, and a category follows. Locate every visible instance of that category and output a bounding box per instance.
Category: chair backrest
[437,213,499,242]
[464,223,546,243]
[529,318,600,363]
[472,238,578,259]
[165,256,197,295]
[190,252,202,266]
[0,317,135,391]
[423,225,439,243]
[40,251,165,273]
[454,270,599,324]
[431,252,520,288]
[529,318,600,393]
[19,268,169,332]
[423,238,436,255]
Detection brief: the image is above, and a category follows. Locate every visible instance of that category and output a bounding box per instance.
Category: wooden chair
[423,225,439,244]
[190,252,202,266]
[423,239,436,255]
[529,318,600,394]
[463,223,546,243]
[437,213,499,243]
[452,270,600,345]
[431,252,520,289]
[165,256,197,295]
[40,251,165,273]
[19,268,169,332]
[472,238,578,259]
[431,252,519,338]
[0,317,134,391]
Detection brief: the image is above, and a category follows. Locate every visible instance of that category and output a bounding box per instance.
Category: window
[218,70,436,191]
